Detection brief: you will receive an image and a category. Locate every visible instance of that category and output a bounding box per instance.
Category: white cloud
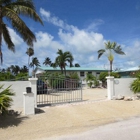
[86,19,104,31]
[40,8,73,31]
[7,27,23,46]
[58,28,104,54]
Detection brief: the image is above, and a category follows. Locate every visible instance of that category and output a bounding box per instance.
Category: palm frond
[97,49,105,59]
[2,23,15,52]
[0,85,15,115]
[4,7,36,46]
[5,0,43,25]
[114,46,125,55]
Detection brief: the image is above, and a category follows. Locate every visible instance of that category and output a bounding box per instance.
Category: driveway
[1,88,140,140]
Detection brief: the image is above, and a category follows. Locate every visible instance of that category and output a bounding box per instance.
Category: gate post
[23,91,35,115]
[29,78,38,107]
[106,76,114,100]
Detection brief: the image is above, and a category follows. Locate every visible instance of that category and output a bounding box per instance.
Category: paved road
[47,117,140,140]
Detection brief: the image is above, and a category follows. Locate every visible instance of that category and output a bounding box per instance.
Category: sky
[1,0,140,71]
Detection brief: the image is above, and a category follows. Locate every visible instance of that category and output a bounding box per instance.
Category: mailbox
[26,87,31,93]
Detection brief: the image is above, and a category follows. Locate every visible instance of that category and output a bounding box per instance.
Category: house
[116,67,140,78]
[35,66,108,85]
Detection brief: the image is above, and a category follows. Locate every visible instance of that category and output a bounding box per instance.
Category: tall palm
[30,57,40,71]
[98,41,125,73]
[43,57,52,66]
[26,47,34,75]
[20,65,28,73]
[13,65,20,75]
[55,49,74,76]
[0,0,43,64]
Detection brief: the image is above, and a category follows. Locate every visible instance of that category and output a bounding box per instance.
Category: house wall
[0,81,29,111]
[36,70,99,86]
[76,71,97,85]
[114,78,136,97]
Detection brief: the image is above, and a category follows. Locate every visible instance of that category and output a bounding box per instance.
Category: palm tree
[50,62,57,68]
[30,57,40,77]
[55,49,74,76]
[26,47,34,75]
[0,0,43,64]
[75,63,80,67]
[43,57,52,66]
[6,67,11,72]
[20,65,28,73]
[30,57,40,71]
[98,41,125,73]
[13,65,20,75]
[0,85,15,115]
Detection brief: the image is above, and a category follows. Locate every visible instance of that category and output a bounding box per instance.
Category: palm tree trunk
[60,66,63,74]
[64,67,66,76]
[0,6,2,64]
[110,61,113,73]
[28,56,30,76]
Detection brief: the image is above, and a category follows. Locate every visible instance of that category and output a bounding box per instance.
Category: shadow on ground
[0,110,28,128]
[35,108,45,114]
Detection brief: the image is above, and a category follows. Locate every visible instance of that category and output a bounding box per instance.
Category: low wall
[114,78,136,97]
[0,81,29,111]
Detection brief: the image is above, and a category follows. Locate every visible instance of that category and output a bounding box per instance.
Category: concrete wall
[114,78,136,97]
[0,81,29,111]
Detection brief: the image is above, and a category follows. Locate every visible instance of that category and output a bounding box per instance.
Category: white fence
[107,77,136,99]
[0,81,29,111]
[114,78,136,97]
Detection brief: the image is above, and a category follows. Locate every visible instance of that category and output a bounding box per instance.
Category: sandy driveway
[0,88,140,140]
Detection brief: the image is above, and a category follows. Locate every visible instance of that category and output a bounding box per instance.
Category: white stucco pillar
[23,92,35,115]
[29,78,38,107]
[106,76,114,100]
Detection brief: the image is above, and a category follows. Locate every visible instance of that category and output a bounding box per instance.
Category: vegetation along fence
[36,75,83,106]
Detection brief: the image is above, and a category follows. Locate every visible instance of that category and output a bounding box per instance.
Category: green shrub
[0,85,15,115]
[0,72,15,81]
[15,72,28,81]
[99,72,121,87]
[68,72,80,80]
[85,73,99,88]
[130,75,140,94]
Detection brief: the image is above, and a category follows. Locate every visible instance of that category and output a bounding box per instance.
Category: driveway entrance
[37,76,82,106]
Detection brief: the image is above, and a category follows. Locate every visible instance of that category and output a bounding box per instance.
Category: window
[80,72,85,77]
[88,71,92,74]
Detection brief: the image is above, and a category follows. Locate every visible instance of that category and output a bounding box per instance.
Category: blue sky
[2,0,140,71]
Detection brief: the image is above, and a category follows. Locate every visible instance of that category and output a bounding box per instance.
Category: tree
[50,62,57,67]
[26,47,34,75]
[0,85,15,115]
[6,67,11,73]
[55,49,74,76]
[20,65,28,73]
[0,0,43,64]
[98,41,125,73]
[130,74,140,94]
[43,57,52,66]
[85,73,98,88]
[75,63,80,67]
[13,65,20,75]
[30,57,40,71]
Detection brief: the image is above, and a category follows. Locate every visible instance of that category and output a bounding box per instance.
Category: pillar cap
[28,78,38,81]
[106,76,114,79]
